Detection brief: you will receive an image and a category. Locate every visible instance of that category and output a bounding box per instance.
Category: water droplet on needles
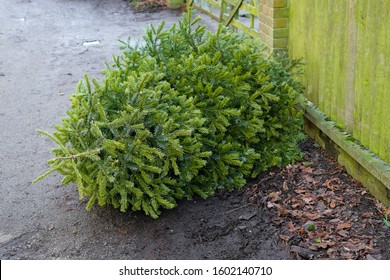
[82,40,101,46]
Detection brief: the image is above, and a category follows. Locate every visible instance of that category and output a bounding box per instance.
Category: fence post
[259,0,289,52]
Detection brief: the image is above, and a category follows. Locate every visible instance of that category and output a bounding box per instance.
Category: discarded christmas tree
[34,11,305,218]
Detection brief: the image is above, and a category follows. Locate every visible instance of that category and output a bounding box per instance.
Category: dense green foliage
[34,12,305,218]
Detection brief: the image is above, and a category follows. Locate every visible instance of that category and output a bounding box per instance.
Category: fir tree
[34,10,305,218]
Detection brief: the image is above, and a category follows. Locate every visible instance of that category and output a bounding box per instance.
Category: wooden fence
[189,0,260,38]
[289,0,390,164]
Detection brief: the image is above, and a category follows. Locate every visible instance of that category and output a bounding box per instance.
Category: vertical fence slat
[345,0,357,133]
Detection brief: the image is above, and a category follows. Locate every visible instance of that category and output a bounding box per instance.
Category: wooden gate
[188,0,260,38]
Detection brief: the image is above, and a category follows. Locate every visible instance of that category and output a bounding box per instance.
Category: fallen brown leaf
[287,221,296,232]
[327,248,337,255]
[294,188,306,194]
[279,234,292,242]
[341,252,354,259]
[305,213,322,220]
[323,178,341,191]
[282,181,289,191]
[272,203,290,216]
[291,202,300,209]
[289,210,304,219]
[322,209,334,216]
[344,242,366,252]
[302,196,314,204]
[316,201,327,211]
[337,230,349,237]
[382,208,390,216]
[268,191,281,200]
[303,167,313,174]
[362,212,374,218]
[303,175,316,184]
[272,203,284,210]
[290,198,301,209]
[280,209,289,215]
[316,231,330,238]
[309,241,335,250]
[267,201,274,208]
[336,222,352,231]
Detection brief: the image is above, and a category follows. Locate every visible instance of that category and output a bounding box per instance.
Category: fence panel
[289,0,390,163]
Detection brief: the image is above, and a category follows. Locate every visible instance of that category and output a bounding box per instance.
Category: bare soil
[246,140,390,260]
[0,0,388,260]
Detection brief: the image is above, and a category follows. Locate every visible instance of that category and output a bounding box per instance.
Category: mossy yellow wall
[288,0,390,163]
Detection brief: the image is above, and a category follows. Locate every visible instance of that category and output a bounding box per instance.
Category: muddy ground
[0,0,388,260]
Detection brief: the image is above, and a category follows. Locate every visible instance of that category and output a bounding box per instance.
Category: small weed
[314,237,321,243]
[384,214,390,227]
[307,224,316,231]
[130,0,166,12]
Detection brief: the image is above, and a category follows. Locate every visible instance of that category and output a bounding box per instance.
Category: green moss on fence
[289,0,390,164]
